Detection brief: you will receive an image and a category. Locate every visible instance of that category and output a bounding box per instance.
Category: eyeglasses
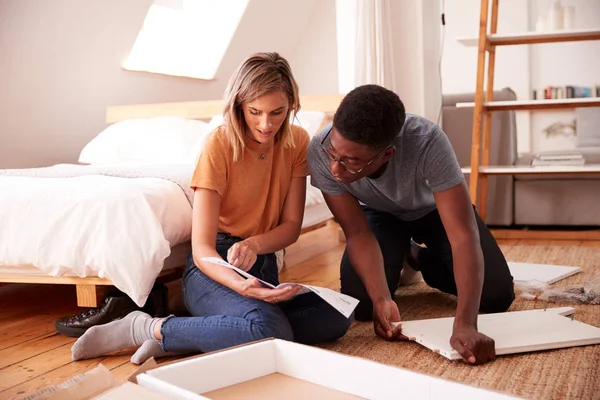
[320,127,389,175]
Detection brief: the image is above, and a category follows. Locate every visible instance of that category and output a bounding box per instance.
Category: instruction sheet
[202,257,358,318]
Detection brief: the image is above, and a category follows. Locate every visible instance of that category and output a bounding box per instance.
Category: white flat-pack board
[136,339,519,399]
[508,262,581,284]
[397,307,600,360]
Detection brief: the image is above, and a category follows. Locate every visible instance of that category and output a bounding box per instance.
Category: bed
[0,94,342,308]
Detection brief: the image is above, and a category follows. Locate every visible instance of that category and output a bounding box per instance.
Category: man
[307,84,514,365]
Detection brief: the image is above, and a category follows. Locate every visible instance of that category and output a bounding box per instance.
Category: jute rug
[318,242,600,400]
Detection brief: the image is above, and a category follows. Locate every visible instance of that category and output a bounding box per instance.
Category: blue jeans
[160,233,353,353]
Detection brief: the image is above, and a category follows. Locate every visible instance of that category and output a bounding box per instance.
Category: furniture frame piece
[398,307,600,360]
[461,0,600,240]
[0,94,345,307]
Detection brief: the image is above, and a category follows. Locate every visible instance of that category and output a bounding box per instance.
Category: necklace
[245,134,267,160]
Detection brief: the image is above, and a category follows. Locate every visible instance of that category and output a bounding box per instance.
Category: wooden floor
[0,223,597,399]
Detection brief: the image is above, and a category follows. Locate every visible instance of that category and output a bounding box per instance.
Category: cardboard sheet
[203,373,364,400]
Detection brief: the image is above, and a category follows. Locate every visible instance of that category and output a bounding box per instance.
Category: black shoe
[54,284,169,337]
[142,283,169,318]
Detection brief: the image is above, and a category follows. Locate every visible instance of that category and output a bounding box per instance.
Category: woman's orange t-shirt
[190,125,310,239]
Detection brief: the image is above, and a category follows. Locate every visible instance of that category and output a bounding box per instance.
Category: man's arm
[433,179,495,364]
[323,192,403,339]
[433,180,483,326]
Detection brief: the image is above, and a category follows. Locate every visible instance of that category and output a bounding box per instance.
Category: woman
[71,52,353,364]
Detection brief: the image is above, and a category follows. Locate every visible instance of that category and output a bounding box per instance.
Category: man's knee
[340,278,373,321]
[480,282,515,313]
[325,312,354,341]
[351,299,373,321]
[340,272,370,321]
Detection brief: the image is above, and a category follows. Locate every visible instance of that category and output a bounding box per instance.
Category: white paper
[201,257,358,318]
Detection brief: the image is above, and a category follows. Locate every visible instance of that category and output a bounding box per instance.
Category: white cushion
[79,117,211,165]
[293,110,326,137]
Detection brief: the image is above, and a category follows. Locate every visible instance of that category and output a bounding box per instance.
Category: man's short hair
[333,84,406,149]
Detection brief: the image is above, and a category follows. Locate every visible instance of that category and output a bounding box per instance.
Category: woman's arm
[192,188,300,301]
[191,188,247,289]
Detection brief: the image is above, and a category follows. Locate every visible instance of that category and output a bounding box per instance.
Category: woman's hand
[236,278,302,303]
[227,240,259,271]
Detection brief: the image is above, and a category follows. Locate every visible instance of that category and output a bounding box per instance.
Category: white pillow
[185,114,225,165]
[79,117,211,165]
[293,110,326,137]
[208,114,224,131]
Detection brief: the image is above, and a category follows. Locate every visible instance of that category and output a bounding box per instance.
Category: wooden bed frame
[0,94,345,307]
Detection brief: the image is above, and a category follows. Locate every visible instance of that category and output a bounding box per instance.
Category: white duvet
[0,164,193,306]
[0,164,331,307]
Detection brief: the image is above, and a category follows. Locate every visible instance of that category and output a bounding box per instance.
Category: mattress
[302,178,333,228]
[0,241,192,276]
[302,202,333,228]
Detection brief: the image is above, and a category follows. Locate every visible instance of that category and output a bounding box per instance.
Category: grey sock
[130,339,182,365]
[71,311,160,361]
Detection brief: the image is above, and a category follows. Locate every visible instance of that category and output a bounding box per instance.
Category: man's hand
[236,278,302,303]
[372,299,408,341]
[450,324,496,365]
[227,240,258,271]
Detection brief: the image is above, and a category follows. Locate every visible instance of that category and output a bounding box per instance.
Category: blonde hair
[222,52,300,162]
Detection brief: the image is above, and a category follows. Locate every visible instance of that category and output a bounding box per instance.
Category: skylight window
[123,0,249,80]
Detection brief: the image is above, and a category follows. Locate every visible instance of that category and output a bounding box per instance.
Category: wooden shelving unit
[457,27,600,47]
[462,165,600,176]
[466,0,600,239]
[457,97,600,111]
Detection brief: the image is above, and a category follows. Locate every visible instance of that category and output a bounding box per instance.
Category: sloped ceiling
[0,0,324,168]
[212,0,321,84]
[124,0,322,84]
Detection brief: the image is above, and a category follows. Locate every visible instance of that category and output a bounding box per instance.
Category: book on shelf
[531,153,585,166]
[532,85,600,100]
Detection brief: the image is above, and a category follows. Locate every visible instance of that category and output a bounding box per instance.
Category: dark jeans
[341,206,515,321]
[161,233,353,353]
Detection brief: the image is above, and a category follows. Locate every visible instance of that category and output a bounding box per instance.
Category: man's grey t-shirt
[307,113,464,221]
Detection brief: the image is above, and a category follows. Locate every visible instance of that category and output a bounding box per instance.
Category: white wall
[335,0,357,94]
[0,0,330,168]
[529,0,600,152]
[0,0,221,169]
[218,0,321,89]
[441,0,531,154]
[388,1,431,118]
[335,0,443,122]
[419,0,443,124]
[288,0,338,95]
